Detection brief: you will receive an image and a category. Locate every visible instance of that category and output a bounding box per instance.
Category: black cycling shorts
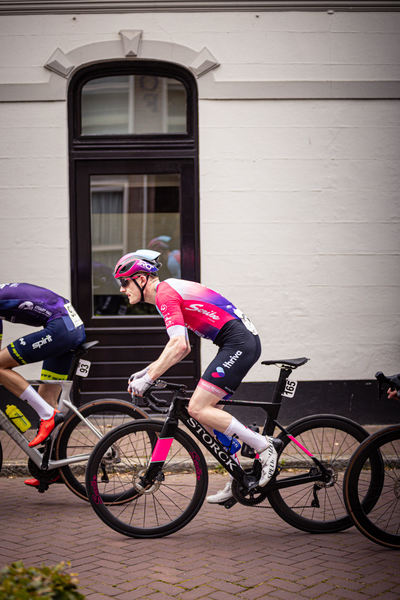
[7,317,86,380]
[199,319,261,400]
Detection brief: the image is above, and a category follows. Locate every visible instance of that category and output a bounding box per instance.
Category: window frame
[69,60,198,151]
[68,59,200,324]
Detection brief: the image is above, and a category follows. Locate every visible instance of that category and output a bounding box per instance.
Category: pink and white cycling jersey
[155,279,241,341]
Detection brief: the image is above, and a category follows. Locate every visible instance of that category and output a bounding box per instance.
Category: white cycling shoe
[258,437,278,487]
[206,481,233,504]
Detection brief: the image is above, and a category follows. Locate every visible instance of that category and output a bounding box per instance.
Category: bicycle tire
[267,414,381,533]
[85,419,208,538]
[55,399,148,501]
[343,425,400,549]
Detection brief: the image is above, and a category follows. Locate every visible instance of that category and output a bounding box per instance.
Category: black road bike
[85,357,382,538]
[0,341,148,500]
[343,371,400,549]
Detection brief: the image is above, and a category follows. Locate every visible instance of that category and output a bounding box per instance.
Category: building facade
[1,1,399,422]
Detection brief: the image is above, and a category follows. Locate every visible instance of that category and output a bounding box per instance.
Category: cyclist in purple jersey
[0,283,86,463]
[113,250,279,504]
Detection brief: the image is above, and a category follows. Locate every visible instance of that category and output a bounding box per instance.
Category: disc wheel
[85,420,208,538]
[55,399,148,501]
[343,425,400,548]
[267,415,380,533]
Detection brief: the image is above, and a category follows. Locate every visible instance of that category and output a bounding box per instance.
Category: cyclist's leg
[189,322,277,488]
[0,346,29,396]
[188,321,262,438]
[1,319,84,445]
[0,345,54,419]
[39,351,72,408]
[39,319,86,406]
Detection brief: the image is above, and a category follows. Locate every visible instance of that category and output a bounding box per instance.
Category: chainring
[27,458,59,482]
[231,479,269,506]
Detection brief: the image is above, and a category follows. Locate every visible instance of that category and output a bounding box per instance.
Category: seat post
[271,367,293,404]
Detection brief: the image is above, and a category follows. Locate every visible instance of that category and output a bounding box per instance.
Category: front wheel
[343,425,400,549]
[85,420,208,538]
[267,415,381,533]
[55,399,148,501]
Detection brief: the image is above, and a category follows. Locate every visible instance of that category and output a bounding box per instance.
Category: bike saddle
[75,340,99,353]
[261,357,310,369]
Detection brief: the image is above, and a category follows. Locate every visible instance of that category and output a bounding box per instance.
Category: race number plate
[76,359,91,378]
[283,379,297,398]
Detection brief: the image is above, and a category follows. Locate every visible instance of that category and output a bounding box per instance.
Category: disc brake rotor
[133,468,164,495]
[314,466,338,489]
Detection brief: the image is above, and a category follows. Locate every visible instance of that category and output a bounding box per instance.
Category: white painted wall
[199,99,400,381]
[0,10,399,382]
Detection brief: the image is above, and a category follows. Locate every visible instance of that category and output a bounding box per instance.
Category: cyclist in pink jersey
[114,250,278,504]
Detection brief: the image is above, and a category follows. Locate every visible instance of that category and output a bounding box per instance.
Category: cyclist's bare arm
[147,335,191,381]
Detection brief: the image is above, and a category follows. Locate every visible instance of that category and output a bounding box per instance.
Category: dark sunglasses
[118,277,131,287]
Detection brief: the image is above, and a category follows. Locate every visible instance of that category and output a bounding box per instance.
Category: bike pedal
[222,497,238,509]
[38,482,50,494]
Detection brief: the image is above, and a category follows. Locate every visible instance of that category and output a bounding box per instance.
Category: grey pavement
[1,473,400,600]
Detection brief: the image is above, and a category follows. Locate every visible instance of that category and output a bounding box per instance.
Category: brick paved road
[1,475,399,600]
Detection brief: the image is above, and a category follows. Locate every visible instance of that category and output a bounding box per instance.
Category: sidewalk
[1,474,399,600]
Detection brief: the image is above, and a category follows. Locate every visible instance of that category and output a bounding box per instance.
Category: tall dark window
[68,61,200,402]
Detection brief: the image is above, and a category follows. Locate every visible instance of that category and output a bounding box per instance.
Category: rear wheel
[56,399,148,501]
[267,415,381,533]
[85,420,208,538]
[343,425,400,548]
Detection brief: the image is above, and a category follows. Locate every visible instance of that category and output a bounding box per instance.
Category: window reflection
[91,174,181,316]
[82,75,187,135]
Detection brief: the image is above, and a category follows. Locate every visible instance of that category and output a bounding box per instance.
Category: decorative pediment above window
[45,48,75,78]
[189,48,219,78]
[119,30,143,57]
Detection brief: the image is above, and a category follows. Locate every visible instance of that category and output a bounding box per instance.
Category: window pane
[90,174,181,316]
[82,75,187,135]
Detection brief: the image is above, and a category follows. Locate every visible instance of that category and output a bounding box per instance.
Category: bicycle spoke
[268,417,373,533]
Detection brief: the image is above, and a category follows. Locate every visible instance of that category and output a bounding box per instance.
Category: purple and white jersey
[0,283,74,335]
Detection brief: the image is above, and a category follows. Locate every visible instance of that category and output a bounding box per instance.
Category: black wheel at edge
[267,414,382,533]
[85,420,208,539]
[55,399,148,501]
[343,425,400,549]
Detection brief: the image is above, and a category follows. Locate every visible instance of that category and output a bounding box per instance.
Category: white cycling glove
[128,373,154,397]
[128,366,150,383]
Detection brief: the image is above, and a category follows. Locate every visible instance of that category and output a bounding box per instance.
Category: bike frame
[0,379,104,471]
[144,365,330,494]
